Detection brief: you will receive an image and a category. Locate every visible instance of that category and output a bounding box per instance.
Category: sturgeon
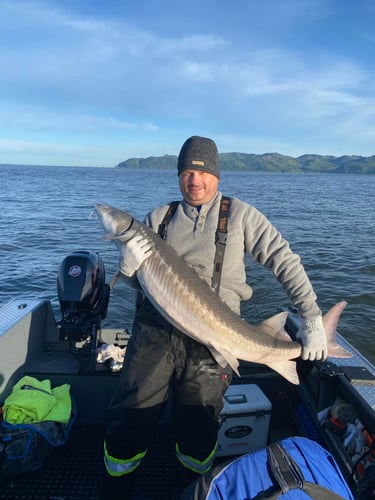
[95,203,351,385]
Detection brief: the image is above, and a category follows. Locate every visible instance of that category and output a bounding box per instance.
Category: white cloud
[157,34,227,54]
[0,102,140,132]
[1,0,375,163]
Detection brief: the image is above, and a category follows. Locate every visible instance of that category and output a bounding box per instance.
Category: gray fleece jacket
[145,191,321,319]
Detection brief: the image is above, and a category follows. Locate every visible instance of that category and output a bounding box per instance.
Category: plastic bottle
[344,423,358,451]
[349,420,366,467]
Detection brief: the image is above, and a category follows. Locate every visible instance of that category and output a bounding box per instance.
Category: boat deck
[0,423,179,500]
[0,418,297,499]
[1,300,374,499]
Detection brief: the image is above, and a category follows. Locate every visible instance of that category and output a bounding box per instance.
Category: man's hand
[296,315,328,361]
[119,235,153,277]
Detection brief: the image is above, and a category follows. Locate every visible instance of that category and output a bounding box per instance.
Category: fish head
[95,204,134,243]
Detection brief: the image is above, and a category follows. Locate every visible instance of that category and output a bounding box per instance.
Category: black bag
[0,401,77,476]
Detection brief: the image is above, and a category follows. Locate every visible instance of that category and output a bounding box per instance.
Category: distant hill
[116,152,375,174]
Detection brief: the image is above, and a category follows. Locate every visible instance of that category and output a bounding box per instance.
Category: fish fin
[267,360,300,385]
[208,346,240,377]
[260,312,290,340]
[323,301,352,359]
[328,344,353,358]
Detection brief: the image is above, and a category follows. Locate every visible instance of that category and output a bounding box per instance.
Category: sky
[0,0,374,167]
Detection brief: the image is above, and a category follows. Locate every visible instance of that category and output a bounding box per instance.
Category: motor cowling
[57,250,110,341]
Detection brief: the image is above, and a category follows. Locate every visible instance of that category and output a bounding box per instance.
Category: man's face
[179,169,219,206]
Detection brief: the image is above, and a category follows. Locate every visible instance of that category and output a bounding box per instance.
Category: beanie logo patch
[192,160,205,166]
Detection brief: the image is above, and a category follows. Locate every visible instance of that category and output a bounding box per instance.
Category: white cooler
[216,384,272,457]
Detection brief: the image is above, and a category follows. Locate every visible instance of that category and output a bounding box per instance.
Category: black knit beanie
[177,136,220,179]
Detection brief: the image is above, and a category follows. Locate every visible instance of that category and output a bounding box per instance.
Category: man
[102,136,327,499]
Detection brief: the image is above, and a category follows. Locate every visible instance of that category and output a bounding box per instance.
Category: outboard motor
[57,250,110,371]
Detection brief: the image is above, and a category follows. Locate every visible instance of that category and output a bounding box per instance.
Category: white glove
[119,234,153,277]
[296,315,328,361]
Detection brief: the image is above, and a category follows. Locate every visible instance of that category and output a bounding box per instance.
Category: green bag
[0,398,77,476]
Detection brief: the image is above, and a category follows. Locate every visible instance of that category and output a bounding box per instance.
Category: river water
[1,165,374,363]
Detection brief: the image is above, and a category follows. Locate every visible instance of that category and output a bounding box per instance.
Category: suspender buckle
[215,231,228,245]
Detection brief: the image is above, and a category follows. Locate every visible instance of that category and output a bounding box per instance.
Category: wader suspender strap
[254,442,346,500]
[158,201,179,239]
[157,196,231,294]
[212,196,231,294]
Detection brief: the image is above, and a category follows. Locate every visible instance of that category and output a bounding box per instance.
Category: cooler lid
[222,384,272,414]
